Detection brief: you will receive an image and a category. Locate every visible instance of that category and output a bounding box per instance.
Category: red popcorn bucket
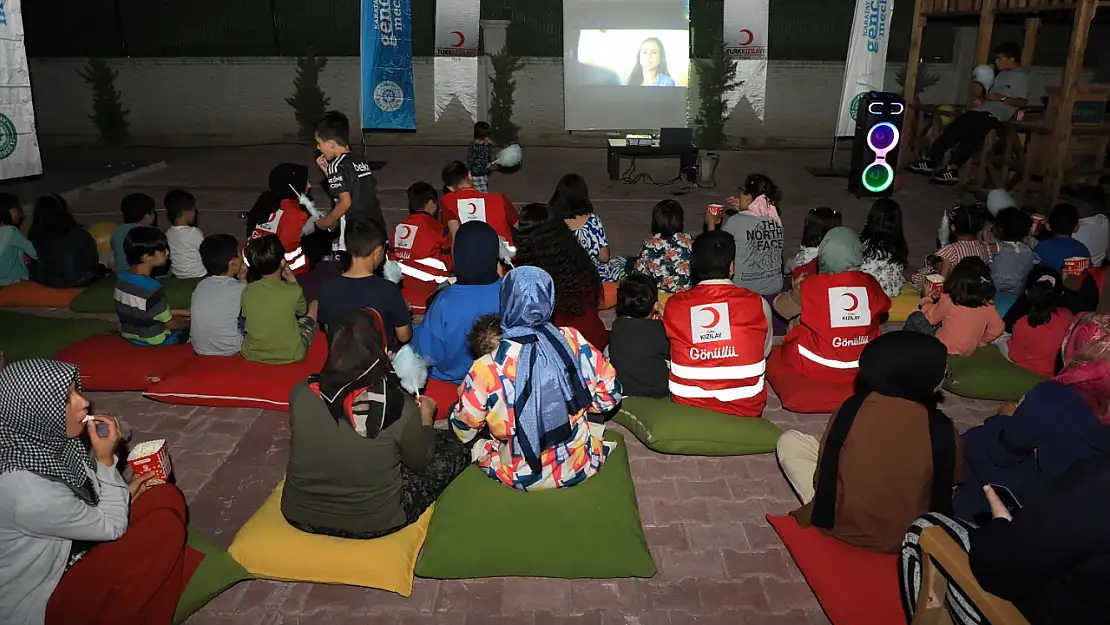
[1030,214,1046,236]
[707,203,723,217]
[1063,257,1091,277]
[127,439,172,485]
[926,274,945,298]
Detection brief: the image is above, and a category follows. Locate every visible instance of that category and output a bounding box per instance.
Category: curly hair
[513,202,601,318]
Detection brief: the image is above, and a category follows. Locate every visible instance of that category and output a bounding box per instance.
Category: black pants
[926,110,1002,168]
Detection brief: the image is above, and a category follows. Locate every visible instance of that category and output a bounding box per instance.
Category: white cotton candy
[383,260,403,283]
[392,345,428,395]
[297,193,325,237]
[498,237,516,266]
[986,189,1017,217]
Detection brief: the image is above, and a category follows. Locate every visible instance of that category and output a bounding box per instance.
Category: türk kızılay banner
[722,0,768,121]
[361,0,416,130]
[0,0,43,180]
[433,0,481,122]
[834,0,895,137]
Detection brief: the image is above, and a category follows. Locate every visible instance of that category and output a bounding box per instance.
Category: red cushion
[55,335,196,391]
[0,281,85,308]
[766,346,854,414]
[423,377,460,421]
[766,514,903,625]
[143,333,328,411]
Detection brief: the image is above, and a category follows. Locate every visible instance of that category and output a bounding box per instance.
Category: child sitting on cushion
[112,194,158,274]
[1003,268,1076,377]
[609,272,670,398]
[115,227,190,346]
[467,314,502,359]
[0,206,36,286]
[904,257,1005,355]
[912,204,992,293]
[190,234,246,356]
[990,207,1035,316]
[1033,203,1092,274]
[164,190,206,279]
[787,206,841,275]
[241,234,318,364]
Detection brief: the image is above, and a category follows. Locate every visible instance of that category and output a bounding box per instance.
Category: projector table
[606,138,699,182]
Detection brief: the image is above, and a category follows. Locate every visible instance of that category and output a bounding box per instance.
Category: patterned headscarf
[1052,313,1110,425]
[0,359,98,505]
[500,266,592,473]
[817,227,863,275]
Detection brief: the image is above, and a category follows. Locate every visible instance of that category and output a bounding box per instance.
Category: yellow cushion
[227,480,432,596]
[887,281,920,323]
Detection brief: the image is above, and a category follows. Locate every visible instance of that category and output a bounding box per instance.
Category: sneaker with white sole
[930,166,959,185]
[907,158,935,174]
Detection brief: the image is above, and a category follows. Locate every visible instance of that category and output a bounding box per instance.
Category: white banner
[722,0,768,121]
[434,0,481,122]
[0,0,42,180]
[834,0,895,137]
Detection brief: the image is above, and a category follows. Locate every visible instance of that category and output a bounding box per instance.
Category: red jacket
[663,281,769,417]
[441,188,518,245]
[780,271,890,382]
[246,199,309,275]
[389,212,452,313]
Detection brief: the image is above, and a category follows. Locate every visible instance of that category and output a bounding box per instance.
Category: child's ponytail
[1024,267,1063,327]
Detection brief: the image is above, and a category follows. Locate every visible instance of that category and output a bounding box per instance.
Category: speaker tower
[848,91,905,198]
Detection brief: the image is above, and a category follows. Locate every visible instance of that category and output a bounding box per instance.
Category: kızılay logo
[849,92,865,121]
[0,114,17,160]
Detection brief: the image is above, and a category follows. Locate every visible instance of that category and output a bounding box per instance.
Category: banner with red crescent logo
[0,0,43,180]
[433,0,481,122]
[722,0,768,121]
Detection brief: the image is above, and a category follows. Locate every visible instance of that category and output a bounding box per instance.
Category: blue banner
[361,0,416,130]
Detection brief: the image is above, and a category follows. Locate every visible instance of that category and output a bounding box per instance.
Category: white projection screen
[562,0,690,131]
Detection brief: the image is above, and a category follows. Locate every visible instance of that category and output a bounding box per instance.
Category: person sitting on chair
[909,42,1028,185]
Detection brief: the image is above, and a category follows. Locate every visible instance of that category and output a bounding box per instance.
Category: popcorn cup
[707,204,723,217]
[1063,256,1091,277]
[127,439,172,486]
[1030,214,1046,236]
[925,274,945,299]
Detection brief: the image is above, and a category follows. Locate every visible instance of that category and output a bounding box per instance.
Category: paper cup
[127,439,172,485]
[1063,256,1091,277]
[925,274,945,298]
[707,204,723,216]
[1030,214,1046,236]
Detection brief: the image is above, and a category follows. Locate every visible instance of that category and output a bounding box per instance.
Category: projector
[626,134,654,147]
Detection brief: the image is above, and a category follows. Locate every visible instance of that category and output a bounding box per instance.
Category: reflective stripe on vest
[797,344,859,369]
[669,360,765,381]
[399,257,452,283]
[668,377,765,401]
[284,247,306,271]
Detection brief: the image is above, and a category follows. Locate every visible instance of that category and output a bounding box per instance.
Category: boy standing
[165,190,206,279]
[115,227,190,346]
[112,194,158,274]
[313,111,385,256]
[190,234,246,356]
[663,230,773,417]
[241,235,318,364]
[317,219,412,351]
[467,121,496,192]
[440,160,518,245]
[390,182,452,313]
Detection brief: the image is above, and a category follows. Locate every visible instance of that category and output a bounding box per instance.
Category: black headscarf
[810,331,957,530]
[246,163,310,237]
[453,221,501,286]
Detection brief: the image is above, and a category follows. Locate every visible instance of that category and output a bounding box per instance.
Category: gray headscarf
[817,227,863,275]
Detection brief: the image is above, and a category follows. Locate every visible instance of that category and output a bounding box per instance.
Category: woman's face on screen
[639,41,662,73]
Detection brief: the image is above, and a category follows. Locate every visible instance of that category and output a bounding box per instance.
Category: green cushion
[614,396,782,456]
[415,431,655,579]
[70,276,201,313]
[174,530,253,624]
[0,311,115,361]
[942,344,1046,402]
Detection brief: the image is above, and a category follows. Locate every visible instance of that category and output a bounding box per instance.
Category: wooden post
[901,1,928,167]
[1021,17,1040,68]
[974,0,997,65]
[1045,0,1096,207]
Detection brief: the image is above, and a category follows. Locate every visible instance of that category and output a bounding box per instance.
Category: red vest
[441,188,516,245]
[781,271,890,382]
[662,282,769,417]
[389,213,452,313]
[246,199,309,275]
[1084,266,1107,296]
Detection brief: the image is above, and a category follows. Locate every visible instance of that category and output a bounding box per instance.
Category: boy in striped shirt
[115,227,190,346]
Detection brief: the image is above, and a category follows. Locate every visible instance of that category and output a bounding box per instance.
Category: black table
[606,138,699,182]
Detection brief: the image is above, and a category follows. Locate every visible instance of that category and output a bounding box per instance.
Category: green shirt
[240,278,308,364]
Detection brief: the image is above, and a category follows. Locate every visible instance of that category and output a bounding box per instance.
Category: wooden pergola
[902,0,1104,206]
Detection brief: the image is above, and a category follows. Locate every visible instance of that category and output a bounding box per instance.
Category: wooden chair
[910,526,1030,625]
[1015,84,1110,198]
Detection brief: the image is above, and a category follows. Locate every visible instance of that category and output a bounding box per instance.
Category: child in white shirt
[164,189,206,279]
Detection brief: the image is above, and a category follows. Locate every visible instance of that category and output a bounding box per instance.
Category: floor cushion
[614,396,782,455]
[767,514,903,625]
[70,276,201,313]
[144,333,327,410]
[423,377,460,421]
[174,529,252,624]
[765,346,854,415]
[227,480,432,596]
[0,311,115,362]
[600,281,617,311]
[415,431,656,579]
[887,281,920,323]
[55,334,197,391]
[0,281,85,308]
[942,344,1045,402]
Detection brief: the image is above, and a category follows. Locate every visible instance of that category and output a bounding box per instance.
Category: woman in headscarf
[952,312,1110,521]
[282,308,470,538]
[776,331,963,553]
[0,359,189,625]
[775,227,891,383]
[450,266,623,491]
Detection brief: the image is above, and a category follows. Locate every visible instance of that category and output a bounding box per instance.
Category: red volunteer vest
[781,271,890,382]
[663,282,769,417]
[246,199,309,275]
[389,213,452,313]
[441,188,516,245]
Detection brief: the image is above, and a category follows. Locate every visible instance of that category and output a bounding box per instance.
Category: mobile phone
[974,484,1022,525]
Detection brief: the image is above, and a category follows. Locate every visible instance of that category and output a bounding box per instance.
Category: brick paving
[39,145,1001,624]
